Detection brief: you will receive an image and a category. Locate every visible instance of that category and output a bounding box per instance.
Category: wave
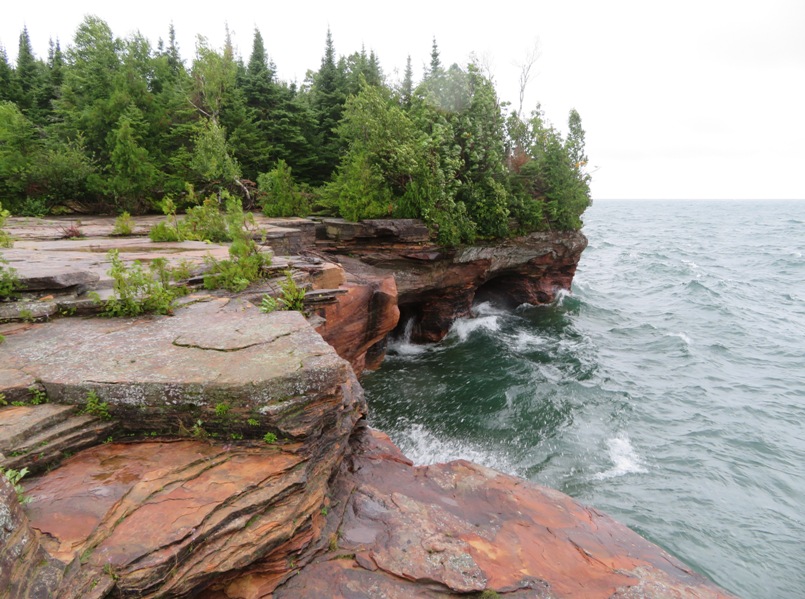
[390,423,515,474]
[449,314,501,341]
[592,434,647,480]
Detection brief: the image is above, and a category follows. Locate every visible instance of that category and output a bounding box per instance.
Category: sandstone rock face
[0,476,64,599]
[269,428,736,599]
[0,299,355,443]
[315,267,399,374]
[22,437,341,598]
[319,221,587,342]
[0,295,365,598]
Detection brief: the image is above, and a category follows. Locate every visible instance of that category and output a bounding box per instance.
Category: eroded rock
[268,428,737,599]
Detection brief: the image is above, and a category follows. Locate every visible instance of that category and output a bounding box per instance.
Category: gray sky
[3,0,804,200]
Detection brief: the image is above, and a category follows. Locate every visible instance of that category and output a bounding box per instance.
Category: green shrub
[1,466,31,505]
[260,271,307,313]
[0,258,20,299]
[112,212,135,236]
[0,202,13,248]
[99,249,175,316]
[202,199,271,292]
[258,160,310,217]
[263,432,277,444]
[82,390,111,420]
[149,192,241,243]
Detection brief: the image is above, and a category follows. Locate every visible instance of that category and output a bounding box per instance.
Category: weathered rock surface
[0,405,116,474]
[21,438,338,598]
[0,294,365,597]
[0,476,64,599]
[319,220,588,342]
[315,266,399,373]
[0,216,736,599]
[268,428,737,598]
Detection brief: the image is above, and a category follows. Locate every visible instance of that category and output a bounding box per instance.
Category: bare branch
[514,38,542,117]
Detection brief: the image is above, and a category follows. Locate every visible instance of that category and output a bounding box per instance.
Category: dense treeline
[0,17,591,243]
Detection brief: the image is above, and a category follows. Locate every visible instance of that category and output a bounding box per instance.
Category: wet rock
[22,438,342,598]
[269,428,736,599]
[315,267,399,374]
[0,473,64,598]
[318,221,588,342]
[0,405,116,474]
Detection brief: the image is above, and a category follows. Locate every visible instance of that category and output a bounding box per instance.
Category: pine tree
[400,55,413,107]
[310,28,346,182]
[14,26,49,122]
[428,37,442,79]
[0,46,16,102]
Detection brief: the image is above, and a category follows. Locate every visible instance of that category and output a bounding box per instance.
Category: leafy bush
[99,249,176,316]
[201,201,271,293]
[258,160,310,217]
[82,390,111,420]
[0,258,21,299]
[0,202,13,248]
[1,467,31,505]
[112,212,135,236]
[149,192,245,243]
[260,271,307,313]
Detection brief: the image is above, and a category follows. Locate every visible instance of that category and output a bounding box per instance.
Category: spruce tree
[310,28,346,182]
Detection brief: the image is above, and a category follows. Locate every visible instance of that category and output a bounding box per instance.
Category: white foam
[665,332,692,346]
[393,424,514,474]
[593,434,647,480]
[450,315,500,341]
[554,288,572,305]
[473,301,504,316]
[512,330,545,351]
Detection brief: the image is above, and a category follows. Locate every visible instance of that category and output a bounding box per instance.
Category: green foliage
[0,23,591,234]
[0,258,21,299]
[201,197,271,292]
[257,160,310,217]
[0,202,14,247]
[1,466,32,505]
[100,249,175,316]
[263,432,277,444]
[214,402,230,417]
[112,212,134,236]
[82,390,111,420]
[260,271,306,313]
[28,387,47,405]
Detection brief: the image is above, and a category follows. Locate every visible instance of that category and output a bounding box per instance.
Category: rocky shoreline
[0,216,734,598]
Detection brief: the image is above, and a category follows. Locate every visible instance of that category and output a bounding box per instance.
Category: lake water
[362,199,805,598]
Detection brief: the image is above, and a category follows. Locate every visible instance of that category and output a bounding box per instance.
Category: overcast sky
[3,0,804,200]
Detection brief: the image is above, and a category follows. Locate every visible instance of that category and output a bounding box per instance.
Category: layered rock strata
[0,300,365,598]
[0,215,737,598]
[318,219,587,343]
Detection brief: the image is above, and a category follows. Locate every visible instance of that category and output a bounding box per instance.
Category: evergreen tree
[57,16,122,166]
[427,37,442,79]
[310,28,346,182]
[400,55,413,107]
[0,47,15,102]
[107,106,158,211]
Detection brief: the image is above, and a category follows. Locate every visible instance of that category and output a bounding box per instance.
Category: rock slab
[269,428,737,599]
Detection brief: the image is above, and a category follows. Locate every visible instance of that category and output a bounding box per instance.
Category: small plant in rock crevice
[59,221,84,239]
[1,466,32,505]
[263,432,277,444]
[0,258,21,300]
[0,202,14,248]
[260,271,307,313]
[81,390,111,420]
